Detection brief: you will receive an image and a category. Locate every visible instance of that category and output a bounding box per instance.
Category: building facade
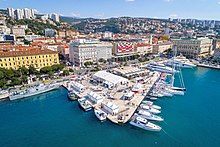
[152,42,173,54]
[14,9,24,20]
[136,43,153,54]
[172,38,213,58]
[7,8,14,18]
[69,41,112,67]
[51,13,60,22]
[11,26,26,37]
[0,47,59,70]
[44,28,56,37]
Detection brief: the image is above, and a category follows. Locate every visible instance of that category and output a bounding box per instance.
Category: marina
[0,58,191,130]
[0,67,220,147]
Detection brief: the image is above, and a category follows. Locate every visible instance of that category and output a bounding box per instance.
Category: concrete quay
[60,69,160,124]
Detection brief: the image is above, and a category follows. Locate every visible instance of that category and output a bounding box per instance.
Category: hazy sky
[0,0,220,20]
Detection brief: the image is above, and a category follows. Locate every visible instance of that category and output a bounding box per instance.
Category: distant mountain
[60,16,82,25]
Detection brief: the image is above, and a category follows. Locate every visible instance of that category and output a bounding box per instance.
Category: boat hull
[9,85,60,101]
[94,109,107,121]
[129,121,161,132]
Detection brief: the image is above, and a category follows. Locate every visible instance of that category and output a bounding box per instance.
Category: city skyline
[0,0,220,20]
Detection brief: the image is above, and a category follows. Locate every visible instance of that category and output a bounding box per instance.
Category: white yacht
[78,98,92,111]
[165,87,185,96]
[142,101,161,110]
[138,109,164,121]
[0,90,9,100]
[159,90,173,97]
[149,92,164,98]
[140,104,161,114]
[130,114,161,132]
[9,84,60,101]
[94,108,107,121]
[171,86,186,91]
[146,62,177,74]
[165,56,196,69]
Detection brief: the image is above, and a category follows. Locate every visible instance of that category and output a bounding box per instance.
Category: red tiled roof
[0,47,57,58]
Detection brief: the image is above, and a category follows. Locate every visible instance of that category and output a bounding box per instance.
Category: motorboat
[142,101,161,110]
[77,98,92,111]
[150,91,164,98]
[146,96,158,100]
[94,108,107,121]
[146,62,177,74]
[165,56,196,69]
[171,86,186,91]
[165,87,184,96]
[140,104,161,114]
[129,114,161,132]
[0,90,9,100]
[159,90,173,97]
[138,109,163,121]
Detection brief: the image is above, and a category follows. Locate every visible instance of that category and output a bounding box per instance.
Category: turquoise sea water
[0,67,220,147]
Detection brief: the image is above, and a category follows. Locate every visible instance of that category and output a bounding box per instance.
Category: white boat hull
[129,121,161,132]
[94,109,107,121]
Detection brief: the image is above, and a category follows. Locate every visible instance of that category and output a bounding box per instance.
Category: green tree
[11,77,21,86]
[40,66,52,74]
[19,66,29,75]
[23,39,31,45]
[63,70,70,76]
[22,76,28,84]
[51,64,65,72]
[0,78,7,88]
[84,61,93,67]
[0,71,4,79]
[48,71,54,77]
[29,65,37,75]
[69,68,74,72]
[5,69,14,80]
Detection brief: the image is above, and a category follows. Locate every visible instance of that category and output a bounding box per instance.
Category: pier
[104,73,160,124]
[197,64,220,70]
[62,70,160,124]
